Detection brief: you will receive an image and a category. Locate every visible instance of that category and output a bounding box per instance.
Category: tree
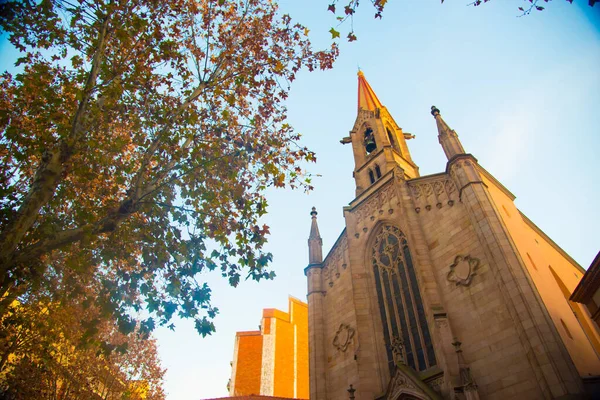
[325,0,596,41]
[0,290,165,399]
[0,0,338,335]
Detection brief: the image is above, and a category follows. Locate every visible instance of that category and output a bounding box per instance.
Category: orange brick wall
[232,332,263,396]
[294,300,309,400]
[273,313,294,397]
[270,298,309,399]
[230,297,308,399]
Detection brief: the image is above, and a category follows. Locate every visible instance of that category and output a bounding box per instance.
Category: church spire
[308,207,323,265]
[357,70,383,111]
[344,72,420,195]
[431,106,465,160]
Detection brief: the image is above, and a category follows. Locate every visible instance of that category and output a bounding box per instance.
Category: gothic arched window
[387,127,400,154]
[369,169,375,184]
[375,164,382,179]
[371,225,436,373]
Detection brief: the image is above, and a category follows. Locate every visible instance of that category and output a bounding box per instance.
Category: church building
[304,72,600,400]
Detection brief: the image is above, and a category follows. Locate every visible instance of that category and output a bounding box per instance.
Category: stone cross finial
[431,105,440,117]
[310,206,318,218]
[347,384,356,400]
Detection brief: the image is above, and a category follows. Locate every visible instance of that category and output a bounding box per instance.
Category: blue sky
[2,1,599,399]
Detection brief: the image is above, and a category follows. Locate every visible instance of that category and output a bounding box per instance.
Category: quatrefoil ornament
[447,255,480,286]
[332,323,355,352]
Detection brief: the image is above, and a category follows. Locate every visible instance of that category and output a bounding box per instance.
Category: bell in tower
[364,127,377,153]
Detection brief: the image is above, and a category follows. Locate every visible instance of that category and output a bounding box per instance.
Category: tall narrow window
[369,169,375,184]
[371,225,436,373]
[375,164,382,179]
[526,253,538,271]
[387,127,399,154]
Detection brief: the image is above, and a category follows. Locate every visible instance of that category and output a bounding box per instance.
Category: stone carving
[409,177,457,212]
[426,375,444,394]
[449,159,471,182]
[386,367,434,400]
[347,384,356,400]
[447,255,480,286]
[388,373,419,400]
[322,235,349,289]
[353,181,395,221]
[394,376,415,390]
[390,335,405,365]
[453,339,481,399]
[394,166,405,182]
[333,323,355,352]
[351,110,377,133]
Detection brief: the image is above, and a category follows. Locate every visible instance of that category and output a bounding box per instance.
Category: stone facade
[229,297,309,399]
[304,72,600,400]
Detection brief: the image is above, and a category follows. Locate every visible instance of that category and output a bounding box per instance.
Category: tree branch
[0,14,111,279]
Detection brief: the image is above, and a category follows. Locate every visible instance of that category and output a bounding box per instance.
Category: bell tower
[341,71,419,196]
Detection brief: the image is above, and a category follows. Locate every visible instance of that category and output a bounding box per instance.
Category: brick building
[304,72,600,399]
[229,297,309,399]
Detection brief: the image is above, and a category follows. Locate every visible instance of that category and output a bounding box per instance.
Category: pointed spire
[308,207,323,265]
[309,207,321,239]
[431,106,453,136]
[431,105,465,160]
[357,71,383,112]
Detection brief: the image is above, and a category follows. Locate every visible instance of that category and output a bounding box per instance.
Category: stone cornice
[321,229,347,267]
[444,153,478,174]
[407,172,448,184]
[304,262,323,276]
[355,148,385,173]
[349,173,394,210]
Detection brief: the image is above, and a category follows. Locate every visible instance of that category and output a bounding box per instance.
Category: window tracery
[371,225,436,373]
